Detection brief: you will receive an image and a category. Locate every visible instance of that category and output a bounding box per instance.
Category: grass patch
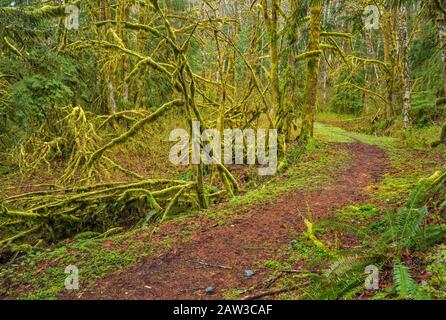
[315,122,445,205]
[229,141,350,207]
[0,229,154,299]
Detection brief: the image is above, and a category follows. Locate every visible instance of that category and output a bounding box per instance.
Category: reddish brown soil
[66,142,389,300]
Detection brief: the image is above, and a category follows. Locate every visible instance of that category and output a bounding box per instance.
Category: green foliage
[301,253,374,300]
[15,106,102,182]
[74,231,101,240]
[329,85,364,115]
[424,245,446,299]
[0,0,445,301]
[298,167,446,300]
[395,124,445,149]
[316,271,368,300]
[393,261,430,300]
[380,170,446,253]
[0,230,153,299]
[328,61,366,115]
[0,48,97,150]
[393,261,416,299]
[338,204,380,221]
[0,178,197,260]
[411,90,445,126]
[410,21,443,98]
[10,75,73,125]
[388,207,430,251]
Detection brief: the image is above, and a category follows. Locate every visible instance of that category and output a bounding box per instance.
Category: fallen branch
[241,285,305,300]
[197,260,233,270]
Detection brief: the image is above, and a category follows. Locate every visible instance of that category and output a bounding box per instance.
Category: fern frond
[394,262,416,299]
[395,207,429,250]
[327,255,374,278]
[393,261,430,300]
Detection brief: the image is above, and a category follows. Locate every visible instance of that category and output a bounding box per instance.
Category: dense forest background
[0,0,445,300]
[0,0,445,158]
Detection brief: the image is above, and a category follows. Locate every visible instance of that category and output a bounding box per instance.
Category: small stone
[205,287,214,294]
[244,270,255,277]
[290,239,298,246]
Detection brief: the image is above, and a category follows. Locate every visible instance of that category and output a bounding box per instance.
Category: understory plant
[299,169,446,300]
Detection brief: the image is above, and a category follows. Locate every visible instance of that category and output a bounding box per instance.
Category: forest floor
[1,123,445,300]
[66,142,388,300]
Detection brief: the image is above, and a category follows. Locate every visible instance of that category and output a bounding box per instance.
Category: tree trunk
[300,1,322,142]
[383,11,396,119]
[437,18,446,96]
[262,0,281,126]
[400,7,411,128]
[432,122,446,147]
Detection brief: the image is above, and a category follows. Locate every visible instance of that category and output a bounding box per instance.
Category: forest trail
[68,142,389,300]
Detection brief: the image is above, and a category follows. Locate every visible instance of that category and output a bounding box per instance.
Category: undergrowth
[1,122,444,300]
[0,136,345,299]
[0,228,154,299]
[259,169,446,300]
[228,123,446,300]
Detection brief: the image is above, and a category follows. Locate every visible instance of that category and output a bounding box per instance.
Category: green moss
[222,288,247,300]
[337,205,380,222]
[314,122,395,145]
[0,230,153,299]
[229,142,350,207]
[422,245,446,299]
[263,259,291,270]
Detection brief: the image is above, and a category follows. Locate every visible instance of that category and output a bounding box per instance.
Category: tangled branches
[0,75,11,147]
[0,178,201,260]
[15,104,156,184]
[16,106,105,184]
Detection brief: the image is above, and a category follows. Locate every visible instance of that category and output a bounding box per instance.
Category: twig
[241,285,305,300]
[280,269,321,275]
[264,273,283,289]
[197,260,233,270]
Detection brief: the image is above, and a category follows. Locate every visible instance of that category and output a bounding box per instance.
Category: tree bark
[382,11,396,119]
[437,18,446,96]
[262,0,281,126]
[300,1,322,142]
[399,7,412,128]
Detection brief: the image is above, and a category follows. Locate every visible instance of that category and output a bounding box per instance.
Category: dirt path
[69,142,389,300]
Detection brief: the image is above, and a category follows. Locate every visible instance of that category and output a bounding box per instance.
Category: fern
[385,170,446,252]
[395,207,429,250]
[393,261,430,300]
[327,255,374,278]
[393,262,416,299]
